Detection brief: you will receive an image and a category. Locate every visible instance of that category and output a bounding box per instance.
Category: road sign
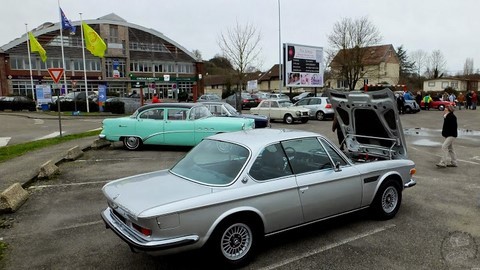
[48,68,65,84]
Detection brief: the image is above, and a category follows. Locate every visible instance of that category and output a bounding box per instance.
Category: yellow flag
[82,22,107,58]
[28,32,47,62]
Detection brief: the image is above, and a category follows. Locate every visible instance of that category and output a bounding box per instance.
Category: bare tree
[327,17,382,90]
[463,58,474,75]
[425,50,447,79]
[192,49,202,61]
[409,49,428,76]
[218,21,262,91]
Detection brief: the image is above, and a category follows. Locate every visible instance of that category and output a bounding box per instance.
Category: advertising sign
[35,85,52,104]
[247,80,258,91]
[284,43,324,87]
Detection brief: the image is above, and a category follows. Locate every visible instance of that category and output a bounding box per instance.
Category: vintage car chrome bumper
[404,178,416,188]
[101,208,199,252]
[98,134,106,139]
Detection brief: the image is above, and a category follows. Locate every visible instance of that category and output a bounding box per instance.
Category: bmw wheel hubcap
[221,223,252,261]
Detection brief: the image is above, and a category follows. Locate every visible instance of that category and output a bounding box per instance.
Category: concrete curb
[0,137,109,213]
[0,183,29,213]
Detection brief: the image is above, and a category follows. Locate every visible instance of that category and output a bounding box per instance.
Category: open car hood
[327,88,408,160]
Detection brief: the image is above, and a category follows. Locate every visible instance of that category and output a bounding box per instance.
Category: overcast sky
[1,0,479,74]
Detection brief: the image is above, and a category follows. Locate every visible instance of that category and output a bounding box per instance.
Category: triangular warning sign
[48,68,65,84]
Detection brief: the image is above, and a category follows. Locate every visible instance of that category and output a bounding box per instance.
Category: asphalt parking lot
[1,109,480,269]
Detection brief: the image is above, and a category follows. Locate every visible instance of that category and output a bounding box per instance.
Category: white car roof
[207,129,321,149]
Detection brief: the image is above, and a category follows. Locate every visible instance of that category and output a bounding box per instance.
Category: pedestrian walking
[471,90,477,110]
[466,91,472,109]
[423,94,432,110]
[436,105,458,168]
[457,92,465,110]
[152,93,161,103]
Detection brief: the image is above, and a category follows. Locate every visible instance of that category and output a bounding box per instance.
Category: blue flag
[60,8,76,34]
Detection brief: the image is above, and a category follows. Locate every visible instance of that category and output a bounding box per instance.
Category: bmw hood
[102,170,212,217]
[327,88,408,160]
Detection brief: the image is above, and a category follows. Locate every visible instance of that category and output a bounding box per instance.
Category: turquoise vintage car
[99,103,255,150]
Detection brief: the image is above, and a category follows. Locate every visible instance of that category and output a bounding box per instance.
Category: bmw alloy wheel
[221,222,253,262]
[381,186,398,214]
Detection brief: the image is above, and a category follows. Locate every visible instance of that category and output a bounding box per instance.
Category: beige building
[327,44,400,89]
[423,78,478,92]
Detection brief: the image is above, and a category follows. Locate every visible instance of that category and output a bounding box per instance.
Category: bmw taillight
[132,223,152,236]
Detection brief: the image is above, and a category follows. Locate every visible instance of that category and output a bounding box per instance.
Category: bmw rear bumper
[101,208,199,253]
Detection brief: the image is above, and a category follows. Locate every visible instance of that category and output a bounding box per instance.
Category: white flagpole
[80,13,89,112]
[25,24,36,101]
[58,0,68,95]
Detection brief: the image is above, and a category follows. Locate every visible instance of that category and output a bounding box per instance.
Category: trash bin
[41,104,49,111]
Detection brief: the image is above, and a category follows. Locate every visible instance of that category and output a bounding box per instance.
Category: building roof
[0,13,196,61]
[330,44,398,67]
[258,64,281,82]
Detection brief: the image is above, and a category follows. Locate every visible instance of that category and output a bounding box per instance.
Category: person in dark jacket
[436,105,458,168]
[332,114,345,150]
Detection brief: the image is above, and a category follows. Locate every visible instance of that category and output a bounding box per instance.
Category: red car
[420,97,455,111]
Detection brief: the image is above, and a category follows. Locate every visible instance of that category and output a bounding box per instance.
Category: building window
[428,82,435,87]
[86,59,101,71]
[109,25,119,43]
[129,41,168,52]
[105,58,125,78]
[451,82,458,89]
[442,82,449,88]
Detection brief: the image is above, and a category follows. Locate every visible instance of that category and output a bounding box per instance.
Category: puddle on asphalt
[404,128,480,137]
[404,128,480,147]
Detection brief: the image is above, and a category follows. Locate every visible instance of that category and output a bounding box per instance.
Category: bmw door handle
[299,187,309,193]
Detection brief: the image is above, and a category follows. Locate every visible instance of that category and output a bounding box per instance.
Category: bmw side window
[282,138,332,174]
[249,143,292,181]
[319,138,348,167]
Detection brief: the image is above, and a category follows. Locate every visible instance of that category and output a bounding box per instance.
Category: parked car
[197,94,221,102]
[201,101,269,128]
[0,96,36,111]
[420,97,455,111]
[63,91,97,102]
[250,99,310,124]
[251,91,270,101]
[99,103,255,150]
[268,93,289,99]
[404,100,421,113]
[291,92,314,103]
[294,97,334,121]
[101,121,416,266]
[225,93,259,110]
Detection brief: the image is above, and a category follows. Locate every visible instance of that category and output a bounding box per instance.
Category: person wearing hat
[436,105,458,168]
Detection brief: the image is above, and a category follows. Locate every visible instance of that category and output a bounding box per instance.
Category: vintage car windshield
[278,100,293,107]
[170,139,249,185]
[223,103,240,115]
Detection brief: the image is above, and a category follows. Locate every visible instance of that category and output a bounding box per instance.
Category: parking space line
[28,180,110,190]
[259,224,396,270]
[0,137,11,147]
[0,220,104,240]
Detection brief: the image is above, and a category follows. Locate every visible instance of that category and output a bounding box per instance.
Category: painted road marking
[34,132,66,141]
[259,224,396,270]
[0,137,11,147]
[34,119,44,125]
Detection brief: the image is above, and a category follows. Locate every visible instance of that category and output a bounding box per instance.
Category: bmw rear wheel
[211,220,258,267]
[123,136,142,150]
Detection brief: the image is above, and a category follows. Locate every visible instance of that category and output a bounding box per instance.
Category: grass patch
[0,241,7,261]
[0,130,101,163]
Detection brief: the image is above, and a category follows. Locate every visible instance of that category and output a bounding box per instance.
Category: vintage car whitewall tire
[283,114,294,124]
[372,179,402,220]
[123,136,142,150]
